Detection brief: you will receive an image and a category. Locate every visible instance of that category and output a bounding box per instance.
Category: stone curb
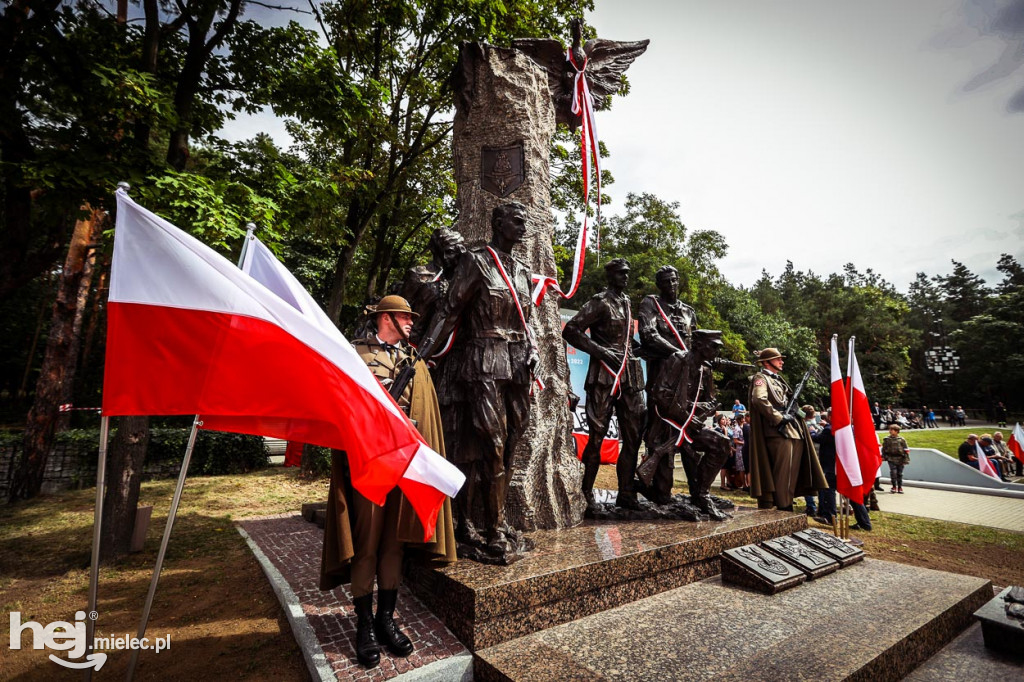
[236,524,335,682]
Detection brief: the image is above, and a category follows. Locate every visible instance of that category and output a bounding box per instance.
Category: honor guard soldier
[319,295,455,668]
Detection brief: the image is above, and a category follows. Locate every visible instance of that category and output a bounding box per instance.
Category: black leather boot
[353,594,380,668]
[375,589,414,657]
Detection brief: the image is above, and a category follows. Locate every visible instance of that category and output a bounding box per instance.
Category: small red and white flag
[974,441,1000,479]
[829,337,862,500]
[1009,423,1024,465]
[848,341,882,499]
[102,190,463,538]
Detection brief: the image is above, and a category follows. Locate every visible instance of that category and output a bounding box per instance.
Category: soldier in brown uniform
[319,295,455,668]
[747,348,826,511]
[563,258,646,512]
[425,202,538,558]
[637,265,698,503]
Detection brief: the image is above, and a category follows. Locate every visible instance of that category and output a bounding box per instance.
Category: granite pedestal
[405,506,805,650]
[474,559,992,681]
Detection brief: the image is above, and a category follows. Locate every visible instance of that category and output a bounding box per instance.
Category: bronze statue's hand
[528,350,540,374]
[601,349,624,368]
[672,349,689,362]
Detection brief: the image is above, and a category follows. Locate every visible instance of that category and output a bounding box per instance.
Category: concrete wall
[883,448,1024,492]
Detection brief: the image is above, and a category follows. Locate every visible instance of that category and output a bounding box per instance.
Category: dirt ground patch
[1,468,327,681]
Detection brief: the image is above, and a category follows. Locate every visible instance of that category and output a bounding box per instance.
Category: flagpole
[84,414,110,682]
[847,337,856,421]
[237,222,256,268]
[126,415,201,681]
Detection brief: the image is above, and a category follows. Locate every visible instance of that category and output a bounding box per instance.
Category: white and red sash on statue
[657,366,707,446]
[598,301,632,396]
[485,246,544,392]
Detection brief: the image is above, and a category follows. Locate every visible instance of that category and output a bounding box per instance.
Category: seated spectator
[993,431,1021,478]
[958,434,980,469]
[980,434,1011,482]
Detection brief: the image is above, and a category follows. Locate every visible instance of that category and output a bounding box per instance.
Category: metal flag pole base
[85,415,111,682]
[126,415,201,681]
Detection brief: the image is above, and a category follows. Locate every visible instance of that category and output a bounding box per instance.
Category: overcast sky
[585,0,1024,290]
[222,0,1024,291]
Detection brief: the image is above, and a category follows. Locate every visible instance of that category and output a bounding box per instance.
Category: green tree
[230,0,592,325]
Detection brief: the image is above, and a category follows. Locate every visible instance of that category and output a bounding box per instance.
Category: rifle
[777,368,813,434]
[712,358,755,372]
[387,316,446,402]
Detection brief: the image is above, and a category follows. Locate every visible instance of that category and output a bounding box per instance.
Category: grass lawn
[899,427,993,457]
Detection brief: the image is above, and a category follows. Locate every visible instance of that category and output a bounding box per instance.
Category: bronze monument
[562,258,646,514]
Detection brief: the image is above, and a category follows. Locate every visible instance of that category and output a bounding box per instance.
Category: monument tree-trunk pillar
[452,43,583,530]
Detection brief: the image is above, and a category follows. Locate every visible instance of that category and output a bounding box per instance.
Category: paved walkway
[236,513,470,681]
[872,485,1024,533]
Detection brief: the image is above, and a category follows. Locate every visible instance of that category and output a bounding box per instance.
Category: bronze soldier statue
[747,348,827,510]
[637,265,698,503]
[562,258,646,513]
[400,226,466,346]
[421,202,538,562]
[642,329,733,520]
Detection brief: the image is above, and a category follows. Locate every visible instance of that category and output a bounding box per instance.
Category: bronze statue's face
[496,208,528,244]
[608,268,629,289]
[657,270,679,297]
[441,239,465,271]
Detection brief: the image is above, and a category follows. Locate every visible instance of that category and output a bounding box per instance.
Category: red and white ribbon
[58,404,103,413]
[654,299,688,351]
[531,49,601,306]
[598,304,632,396]
[486,247,544,393]
[657,366,706,445]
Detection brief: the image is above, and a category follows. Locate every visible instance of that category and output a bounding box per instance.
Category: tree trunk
[100,416,150,563]
[10,207,101,501]
[57,216,102,430]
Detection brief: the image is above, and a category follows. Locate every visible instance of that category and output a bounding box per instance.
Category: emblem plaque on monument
[480,142,525,198]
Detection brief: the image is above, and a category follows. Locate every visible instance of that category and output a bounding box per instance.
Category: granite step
[474,558,992,681]
[405,507,805,651]
[904,621,1024,680]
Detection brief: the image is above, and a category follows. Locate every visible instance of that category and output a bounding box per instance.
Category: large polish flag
[847,342,882,499]
[223,232,463,534]
[974,442,1001,479]
[1009,423,1024,466]
[102,189,463,536]
[829,337,862,500]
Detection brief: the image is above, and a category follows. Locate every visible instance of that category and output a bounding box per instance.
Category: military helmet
[604,257,630,272]
[755,347,784,363]
[367,295,419,318]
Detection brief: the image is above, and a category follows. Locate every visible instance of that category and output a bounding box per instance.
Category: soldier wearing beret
[747,348,827,511]
[563,258,646,512]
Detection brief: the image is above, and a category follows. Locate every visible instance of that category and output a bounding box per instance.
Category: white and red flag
[829,337,862,500]
[1009,423,1024,465]
[847,340,882,499]
[102,189,463,538]
[974,441,1001,479]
